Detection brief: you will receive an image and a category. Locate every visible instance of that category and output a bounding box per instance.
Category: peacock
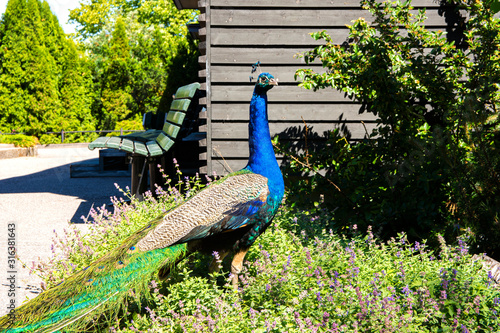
[0,72,284,333]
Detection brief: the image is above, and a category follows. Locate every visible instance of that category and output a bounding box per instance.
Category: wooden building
[173,0,454,175]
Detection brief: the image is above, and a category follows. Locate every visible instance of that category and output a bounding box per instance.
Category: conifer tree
[0,0,26,134]
[99,16,135,130]
[0,0,95,142]
[0,0,60,137]
[58,38,96,142]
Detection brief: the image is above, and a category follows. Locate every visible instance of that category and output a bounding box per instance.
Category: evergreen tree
[99,16,135,130]
[58,38,96,143]
[0,0,26,134]
[0,0,95,142]
[0,0,58,136]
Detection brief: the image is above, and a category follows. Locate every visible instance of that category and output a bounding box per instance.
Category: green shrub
[290,0,500,254]
[116,207,500,332]
[38,133,61,145]
[28,179,500,331]
[0,134,39,147]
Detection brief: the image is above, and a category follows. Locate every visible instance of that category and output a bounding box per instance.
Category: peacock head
[255,73,278,92]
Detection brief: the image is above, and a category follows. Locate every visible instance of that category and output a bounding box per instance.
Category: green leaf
[492,1,500,14]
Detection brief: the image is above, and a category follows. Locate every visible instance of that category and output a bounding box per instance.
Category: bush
[91,205,500,332]
[0,134,39,147]
[290,0,500,254]
[28,180,500,331]
[118,222,500,332]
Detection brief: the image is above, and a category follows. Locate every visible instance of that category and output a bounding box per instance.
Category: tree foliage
[0,0,198,141]
[0,0,96,143]
[291,0,500,254]
[98,16,135,130]
[68,0,141,38]
[71,0,199,131]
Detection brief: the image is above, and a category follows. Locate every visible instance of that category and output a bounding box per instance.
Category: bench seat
[87,82,204,200]
[88,82,202,157]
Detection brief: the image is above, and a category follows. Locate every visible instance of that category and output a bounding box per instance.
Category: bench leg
[131,156,148,201]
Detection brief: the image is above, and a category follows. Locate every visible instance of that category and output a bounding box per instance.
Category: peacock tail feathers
[0,217,188,333]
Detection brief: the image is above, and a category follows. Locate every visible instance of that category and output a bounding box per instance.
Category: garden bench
[88,82,203,199]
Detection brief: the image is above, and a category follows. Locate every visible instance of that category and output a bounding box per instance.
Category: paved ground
[0,145,128,316]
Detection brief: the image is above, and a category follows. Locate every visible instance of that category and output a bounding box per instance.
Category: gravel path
[0,145,128,316]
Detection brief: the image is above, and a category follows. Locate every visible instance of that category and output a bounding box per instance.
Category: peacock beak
[269,78,278,86]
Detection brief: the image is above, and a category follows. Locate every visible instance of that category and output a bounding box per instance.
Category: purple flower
[249,307,256,319]
[294,311,304,329]
[262,250,271,259]
[441,279,449,290]
[402,285,410,295]
[458,238,468,255]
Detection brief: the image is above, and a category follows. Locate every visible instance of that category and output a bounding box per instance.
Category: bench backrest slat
[162,122,180,139]
[170,99,191,112]
[156,133,175,152]
[174,83,200,99]
[166,111,186,125]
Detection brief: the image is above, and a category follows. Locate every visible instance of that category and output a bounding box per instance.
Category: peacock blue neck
[245,87,285,200]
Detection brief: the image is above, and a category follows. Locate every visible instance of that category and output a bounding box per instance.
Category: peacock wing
[136,171,269,252]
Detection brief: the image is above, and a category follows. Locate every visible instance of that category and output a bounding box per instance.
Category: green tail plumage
[0,218,188,333]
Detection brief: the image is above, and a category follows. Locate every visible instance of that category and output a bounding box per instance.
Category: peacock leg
[230,247,250,288]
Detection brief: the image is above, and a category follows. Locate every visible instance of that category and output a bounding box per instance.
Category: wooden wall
[190,0,450,175]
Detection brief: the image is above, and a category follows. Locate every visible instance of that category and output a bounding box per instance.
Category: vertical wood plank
[205,0,213,175]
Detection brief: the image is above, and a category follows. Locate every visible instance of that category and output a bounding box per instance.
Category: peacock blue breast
[241,72,284,246]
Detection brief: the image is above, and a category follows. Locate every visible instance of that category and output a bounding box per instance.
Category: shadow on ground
[0,162,129,223]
